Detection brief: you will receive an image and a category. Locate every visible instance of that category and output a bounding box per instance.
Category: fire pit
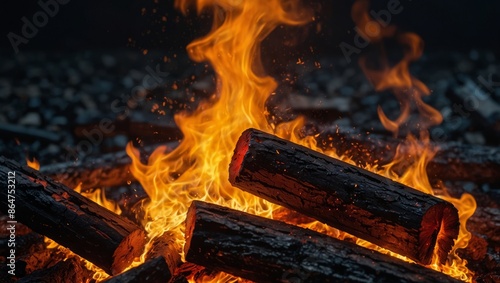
[1,0,499,282]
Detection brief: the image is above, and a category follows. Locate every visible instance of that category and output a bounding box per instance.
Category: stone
[19,112,41,126]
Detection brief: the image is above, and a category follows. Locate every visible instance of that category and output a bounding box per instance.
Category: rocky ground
[0,48,499,282]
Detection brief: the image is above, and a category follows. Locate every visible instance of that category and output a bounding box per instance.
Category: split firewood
[0,157,146,275]
[229,128,459,265]
[185,201,461,283]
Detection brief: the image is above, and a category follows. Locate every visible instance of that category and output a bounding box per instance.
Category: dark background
[0,0,499,56]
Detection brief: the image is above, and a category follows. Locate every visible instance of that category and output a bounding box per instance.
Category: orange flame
[75,185,122,215]
[128,0,311,269]
[44,183,122,282]
[26,157,40,170]
[352,0,475,281]
[123,0,476,282]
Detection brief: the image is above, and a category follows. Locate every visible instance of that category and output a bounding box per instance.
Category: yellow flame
[75,185,122,215]
[128,0,310,261]
[124,0,475,282]
[26,157,40,170]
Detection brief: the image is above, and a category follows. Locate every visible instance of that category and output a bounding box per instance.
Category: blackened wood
[229,128,459,265]
[319,126,500,183]
[185,201,461,283]
[427,143,500,184]
[74,116,183,142]
[466,207,500,248]
[41,148,136,190]
[0,123,62,143]
[41,142,178,190]
[17,257,91,283]
[0,157,146,275]
[102,256,173,283]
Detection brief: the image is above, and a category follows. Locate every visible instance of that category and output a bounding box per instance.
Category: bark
[229,128,459,265]
[319,126,500,183]
[446,76,500,143]
[185,201,461,283]
[146,232,183,275]
[40,143,177,190]
[17,257,92,283]
[0,157,146,275]
[0,123,62,143]
[102,256,173,283]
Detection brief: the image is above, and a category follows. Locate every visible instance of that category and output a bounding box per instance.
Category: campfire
[1,0,499,282]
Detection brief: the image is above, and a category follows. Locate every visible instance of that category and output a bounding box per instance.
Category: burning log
[102,256,173,283]
[17,257,92,283]
[145,232,183,275]
[229,128,460,265]
[41,142,178,190]
[320,126,500,183]
[103,232,186,283]
[0,157,146,275]
[185,201,461,283]
[74,116,183,142]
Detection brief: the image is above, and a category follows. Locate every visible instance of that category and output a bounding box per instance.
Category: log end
[228,128,253,185]
[112,228,147,275]
[419,202,460,265]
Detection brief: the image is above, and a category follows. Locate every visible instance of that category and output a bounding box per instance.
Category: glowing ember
[122,0,476,282]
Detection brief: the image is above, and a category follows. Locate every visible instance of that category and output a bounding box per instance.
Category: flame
[351,0,476,281]
[74,185,122,215]
[127,0,311,273]
[26,157,40,170]
[122,0,476,282]
[44,183,123,282]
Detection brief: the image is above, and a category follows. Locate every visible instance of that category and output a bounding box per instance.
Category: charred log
[85,232,186,283]
[146,232,183,275]
[0,123,62,144]
[73,116,183,142]
[40,143,177,190]
[17,257,91,283]
[318,126,500,183]
[185,201,461,283]
[102,256,173,283]
[229,128,459,265]
[0,157,146,275]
